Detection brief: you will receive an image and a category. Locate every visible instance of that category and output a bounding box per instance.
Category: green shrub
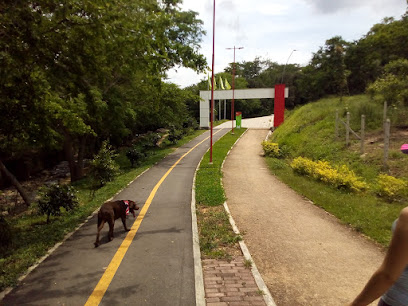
[126,147,145,167]
[89,140,119,187]
[375,174,407,201]
[0,216,12,254]
[290,157,368,192]
[262,141,281,158]
[37,184,79,223]
[168,126,183,144]
[142,132,161,149]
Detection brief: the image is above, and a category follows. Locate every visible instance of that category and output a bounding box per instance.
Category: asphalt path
[2,128,229,306]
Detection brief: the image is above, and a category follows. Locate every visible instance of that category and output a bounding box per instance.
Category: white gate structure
[199,88,289,129]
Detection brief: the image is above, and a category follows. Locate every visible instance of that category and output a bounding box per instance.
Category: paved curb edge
[221,128,277,306]
[192,154,206,306]
[192,127,233,306]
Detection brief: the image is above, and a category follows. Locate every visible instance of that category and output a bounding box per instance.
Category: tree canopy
[0,0,207,198]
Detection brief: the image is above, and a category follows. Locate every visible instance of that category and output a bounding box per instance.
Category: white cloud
[167,0,407,88]
[303,0,406,14]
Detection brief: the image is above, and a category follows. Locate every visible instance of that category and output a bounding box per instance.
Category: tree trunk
[0,160,32,206]
[64,133,79,182]
[76,135,87,179]
[64,132,86,183]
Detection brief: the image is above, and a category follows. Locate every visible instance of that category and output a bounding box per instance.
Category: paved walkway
[203,256,266,306]
[215,115,274,130]
[1,122,386,306]
[221,129,385,305]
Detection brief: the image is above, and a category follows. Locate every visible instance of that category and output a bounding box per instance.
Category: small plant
[37,184,79,223]
[244,259,252,268]
[89,140,119,187]
[168,126,183,144]
[142,132,161,149]
[290,157,368,192]
[375,174,407,201]
[126,147,145,167]
[261,141,281,158]
[0,216,12,254]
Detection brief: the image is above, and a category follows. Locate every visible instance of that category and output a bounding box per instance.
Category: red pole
[226,46,243,134]
[210,0,215,163]
[231,47,236,134]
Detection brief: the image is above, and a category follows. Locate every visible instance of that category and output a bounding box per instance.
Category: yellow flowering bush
[261,141,281,158]
[291,157,368,192]
[376,174,407,201]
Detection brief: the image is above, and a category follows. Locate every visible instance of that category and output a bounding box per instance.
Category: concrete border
[192,156,206,306]
[221,129,277,306]
[223,203,277,306]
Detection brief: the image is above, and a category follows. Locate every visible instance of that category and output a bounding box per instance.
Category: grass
[0,128,206,291]
[195,128,246,259]
[268,94,408,247]
[265,158,403,246]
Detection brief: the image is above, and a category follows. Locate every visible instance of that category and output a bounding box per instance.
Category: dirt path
[222,129,385,306]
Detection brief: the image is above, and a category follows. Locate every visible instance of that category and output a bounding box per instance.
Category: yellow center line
[85,129,224,305]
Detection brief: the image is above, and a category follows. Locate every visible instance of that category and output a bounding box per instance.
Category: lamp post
[281,49,297,84]
[209,0,216,164]
[226,46,243,134]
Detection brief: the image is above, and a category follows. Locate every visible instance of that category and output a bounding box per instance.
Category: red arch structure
[199,86,288,129]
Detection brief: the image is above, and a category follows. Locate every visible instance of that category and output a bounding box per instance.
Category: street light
[226,46,244,134]
[281,49,297,84]
[209,0,216,164]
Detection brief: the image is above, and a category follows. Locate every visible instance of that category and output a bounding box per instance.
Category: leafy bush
[168,125,183,144]
[375,174,407,201]
[367,59,408,107]
[126,147,145,167]
[183,117,199,130]
[261,141,282,158]
[290,157,368,192]
[89,141,119,187]
[0,216,12,253]
[142,132,161,149]
[37,184,79,223]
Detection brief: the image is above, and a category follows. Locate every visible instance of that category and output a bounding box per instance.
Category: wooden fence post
[383,101,388,124]
[383,118,390,170]
[346,112,350,146]
[335,110,339,138]
[361,115,365,154]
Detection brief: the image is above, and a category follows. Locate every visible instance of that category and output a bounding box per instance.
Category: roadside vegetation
[1,0,408,295]
[0,129,204,291]
[263,95,408,247]
[195,129,246,259]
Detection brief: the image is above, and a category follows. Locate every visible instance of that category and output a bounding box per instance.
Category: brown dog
[94,200,140,247]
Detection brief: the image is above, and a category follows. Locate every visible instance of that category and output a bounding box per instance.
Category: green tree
[0,0,207,203]
[367,59,408,107]
[295,36,350,103]
[346,14,408,94]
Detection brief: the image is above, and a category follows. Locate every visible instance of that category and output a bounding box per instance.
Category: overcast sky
[166,0,407,88]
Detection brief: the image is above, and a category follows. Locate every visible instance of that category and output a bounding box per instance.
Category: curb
[223,202,276,306]
[192,154,206,306]
[221,129,277,306]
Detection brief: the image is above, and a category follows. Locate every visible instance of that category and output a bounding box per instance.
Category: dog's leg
[121,216,130,231]
[108,218,114,241]
[94,219,105,247]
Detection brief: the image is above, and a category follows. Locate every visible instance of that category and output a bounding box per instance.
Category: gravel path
[222,129,385,306]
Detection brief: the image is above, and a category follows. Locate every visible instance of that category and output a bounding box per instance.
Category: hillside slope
[266,95,408,246]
